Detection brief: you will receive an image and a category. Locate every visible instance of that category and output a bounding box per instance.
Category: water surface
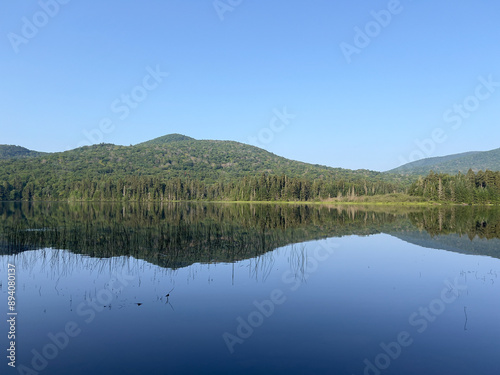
[1,202,499,374]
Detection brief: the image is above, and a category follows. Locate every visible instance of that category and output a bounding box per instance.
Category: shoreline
[1,199,497,207]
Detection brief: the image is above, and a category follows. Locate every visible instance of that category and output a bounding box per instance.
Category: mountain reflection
[1,202,500,269]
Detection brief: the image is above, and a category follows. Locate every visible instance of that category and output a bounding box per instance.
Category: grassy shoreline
[3,193,497,207]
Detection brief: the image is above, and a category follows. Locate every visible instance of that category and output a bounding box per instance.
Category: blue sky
[1,0,499,171]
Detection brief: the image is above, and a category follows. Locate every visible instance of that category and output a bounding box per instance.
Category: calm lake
[1,202,500,375]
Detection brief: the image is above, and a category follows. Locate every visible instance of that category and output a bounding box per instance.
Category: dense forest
[409,169,500,204]
[3,167,500,204]
[0,173,403,202]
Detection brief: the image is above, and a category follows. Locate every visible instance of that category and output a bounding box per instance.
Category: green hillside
[0,145,45,160]
[0,134,408,202]
[0,134,390,183]
[388,148,500,175]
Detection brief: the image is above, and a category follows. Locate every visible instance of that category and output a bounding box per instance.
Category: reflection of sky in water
[1,234,500,375]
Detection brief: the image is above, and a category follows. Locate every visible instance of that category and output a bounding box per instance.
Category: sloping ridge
[0,133,385,183]
[0,145,45,160]
[388,147,500,175]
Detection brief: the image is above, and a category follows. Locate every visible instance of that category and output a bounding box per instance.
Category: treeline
[409,169,500,204]
[0,173,401,202]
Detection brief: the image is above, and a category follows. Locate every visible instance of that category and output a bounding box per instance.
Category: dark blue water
[2,232,499,375]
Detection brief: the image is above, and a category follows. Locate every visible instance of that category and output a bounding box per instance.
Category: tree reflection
[1,202,500,271]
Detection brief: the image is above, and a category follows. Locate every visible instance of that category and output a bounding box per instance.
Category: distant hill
[388,148,500,175]
[0,145,45,160]
[0,134,390,183]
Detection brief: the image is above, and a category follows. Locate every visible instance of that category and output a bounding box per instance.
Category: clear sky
[1,0,499,171]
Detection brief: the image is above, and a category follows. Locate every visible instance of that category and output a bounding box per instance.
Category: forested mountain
[0,134,409,202]
[2,134,382,181]
[0,145,45,160]
[389,148,500,175]
[3,134,499,203]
